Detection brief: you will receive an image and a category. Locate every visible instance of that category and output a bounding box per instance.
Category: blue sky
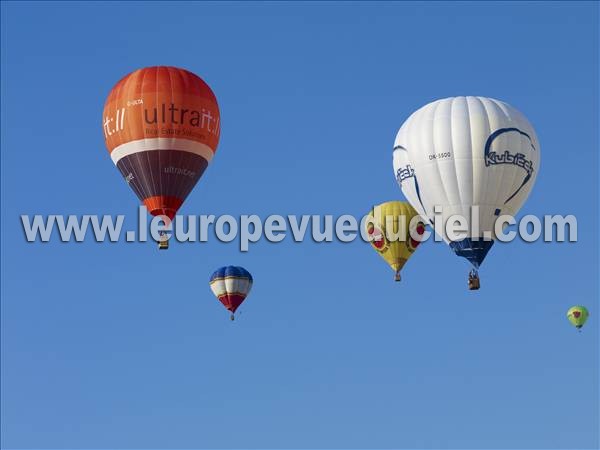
[1,2,598,449]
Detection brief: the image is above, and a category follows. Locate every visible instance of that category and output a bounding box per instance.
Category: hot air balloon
[103,66,220,249]
[567,306,589,331]
[365,201,425,281]
[209,266,253,320]
[393,96,540,289]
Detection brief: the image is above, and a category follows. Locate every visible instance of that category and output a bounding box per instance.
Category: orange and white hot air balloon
[102,66,220,248]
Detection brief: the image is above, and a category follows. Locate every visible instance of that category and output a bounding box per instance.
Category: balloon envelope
[103,66,220,220]
[567,306,589,329]
[209,266,253,314]
[393,96,540,268]
[365,201,425,280]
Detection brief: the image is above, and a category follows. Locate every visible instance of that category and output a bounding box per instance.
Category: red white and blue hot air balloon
[209,266,253,320]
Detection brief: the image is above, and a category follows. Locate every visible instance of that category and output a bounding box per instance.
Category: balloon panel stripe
[110,138,215,165]
[116,150,208,202]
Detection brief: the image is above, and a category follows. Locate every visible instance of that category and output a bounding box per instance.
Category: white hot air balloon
[392,96,540,289]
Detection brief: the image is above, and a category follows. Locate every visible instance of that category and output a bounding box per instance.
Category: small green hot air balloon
[567,306,589,331]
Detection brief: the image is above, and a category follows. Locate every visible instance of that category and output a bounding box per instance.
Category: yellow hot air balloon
[365,201,425,281]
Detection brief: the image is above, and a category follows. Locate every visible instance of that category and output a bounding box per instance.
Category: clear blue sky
[1,2,598,449]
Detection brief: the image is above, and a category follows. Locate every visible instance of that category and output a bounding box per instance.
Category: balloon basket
[468,270,480,290]
[158,230,169,250]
